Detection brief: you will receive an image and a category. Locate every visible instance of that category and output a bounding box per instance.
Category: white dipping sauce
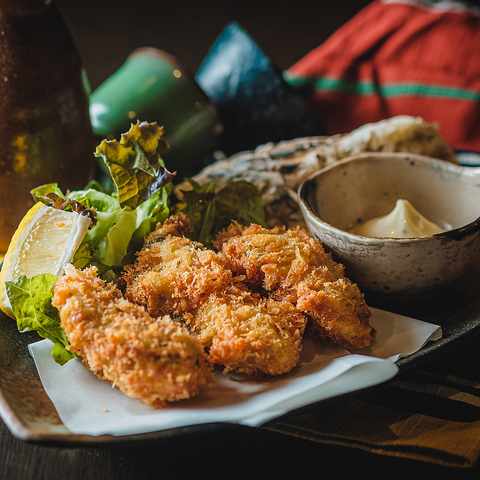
[350,199,445,238]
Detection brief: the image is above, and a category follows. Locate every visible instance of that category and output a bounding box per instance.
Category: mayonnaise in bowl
[350,199,448,238]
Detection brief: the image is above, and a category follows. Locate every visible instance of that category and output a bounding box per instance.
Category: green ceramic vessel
[90,47,222,178]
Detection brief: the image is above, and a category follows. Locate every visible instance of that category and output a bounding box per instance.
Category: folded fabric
[284,0,480,154]
[265,369,480,468]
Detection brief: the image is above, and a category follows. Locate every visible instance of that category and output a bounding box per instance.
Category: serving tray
[0,261,479,446]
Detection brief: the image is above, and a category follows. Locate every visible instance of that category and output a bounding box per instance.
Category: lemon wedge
[0,202,91,318]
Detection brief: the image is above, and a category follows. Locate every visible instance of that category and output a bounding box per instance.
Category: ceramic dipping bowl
[298,152,480,300]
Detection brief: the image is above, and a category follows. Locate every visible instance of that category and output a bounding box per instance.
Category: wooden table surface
[2,1,480,478]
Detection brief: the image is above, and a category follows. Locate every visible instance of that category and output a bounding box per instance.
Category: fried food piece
[52,264,213,408]
[122,215,243,318]
[214,223,374,350]
[122,214,307,377]
[188,291,306,377]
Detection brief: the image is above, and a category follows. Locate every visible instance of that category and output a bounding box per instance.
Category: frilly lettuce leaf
[31,183,98,226]
[30,182,65,201]
[94,121,175,208]
[5,274,76,365]
[177,179,266,248]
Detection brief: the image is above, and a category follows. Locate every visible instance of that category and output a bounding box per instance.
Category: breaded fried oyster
[52,264,213,408]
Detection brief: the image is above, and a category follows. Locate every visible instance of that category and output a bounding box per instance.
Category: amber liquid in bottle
[0,0,94,252]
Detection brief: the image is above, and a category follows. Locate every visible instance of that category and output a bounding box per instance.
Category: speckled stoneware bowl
[298,152,480,299]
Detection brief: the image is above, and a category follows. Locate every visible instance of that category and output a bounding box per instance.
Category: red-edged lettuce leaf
[94,121,175,208]
[177,179,266,248]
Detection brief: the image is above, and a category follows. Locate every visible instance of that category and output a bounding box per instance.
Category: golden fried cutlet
[214,223,375,350]
[52,264,213,408]
[122,234,241,318]
[193,293,306,376]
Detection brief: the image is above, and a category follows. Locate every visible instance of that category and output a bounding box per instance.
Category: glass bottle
[0,0,94,252]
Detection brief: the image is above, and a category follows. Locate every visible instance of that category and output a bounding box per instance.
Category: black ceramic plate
[1,263,479,446]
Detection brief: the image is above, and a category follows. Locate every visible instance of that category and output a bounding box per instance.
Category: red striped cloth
[285,0,480,153]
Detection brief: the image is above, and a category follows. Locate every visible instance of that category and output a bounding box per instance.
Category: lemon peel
[0,202,91,318]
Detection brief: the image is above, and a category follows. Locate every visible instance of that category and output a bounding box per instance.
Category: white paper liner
[28,307,441,437]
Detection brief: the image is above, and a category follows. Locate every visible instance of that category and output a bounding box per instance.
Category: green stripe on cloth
[284,74,480,101]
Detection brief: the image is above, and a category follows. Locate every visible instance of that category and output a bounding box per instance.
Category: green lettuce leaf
[31,182,98,226]
[68,186,170,271]
[5,274,76,365]
[30,183,66,202]
[178,179,266,248]
[94,121,174,208]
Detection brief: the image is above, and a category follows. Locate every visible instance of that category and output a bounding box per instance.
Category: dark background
[55,0,373,91]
